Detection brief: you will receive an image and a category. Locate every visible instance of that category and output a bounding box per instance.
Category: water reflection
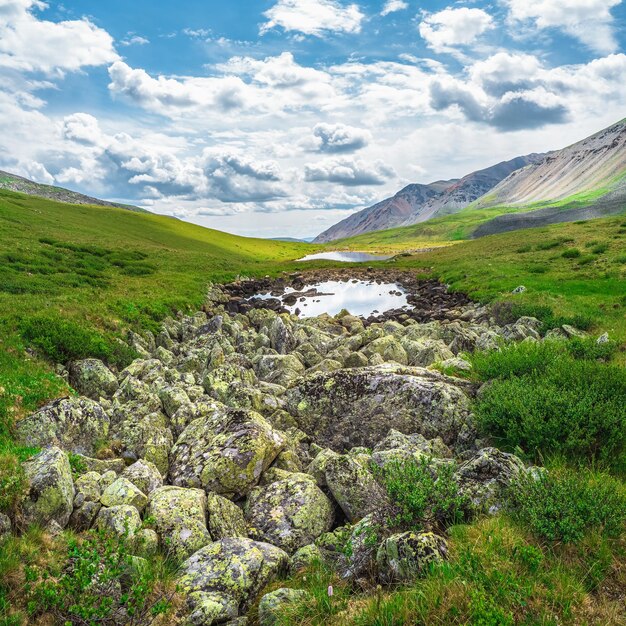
[250,279,409,318]
[297,251,393,262]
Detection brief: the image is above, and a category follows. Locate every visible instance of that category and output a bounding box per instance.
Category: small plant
[508,469,626,543]
[562,248,581,258]
[566,336,618,361]
[25,527,174,625]
[373,457,468,531]
[591,243,609,254]
[0,453,27,514]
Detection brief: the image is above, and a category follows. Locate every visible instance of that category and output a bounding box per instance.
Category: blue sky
[1,0,626,237]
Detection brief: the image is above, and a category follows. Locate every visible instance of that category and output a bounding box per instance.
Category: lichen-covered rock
[315,525,352,565]
[254,354,304,387]
[362,336,408,365]
[371,429,451,467]
[72,455,125,475]
[95,504,142,538]
[115,412,173,475]
[344,351,369,368]
[21,447,74,530]
[69,500,101,531]
[308,358,343,374]
[134,528,159,558]
[258,587,310,626]
[455,447,526,513]
[204,492,247,540]
[290,543,323,572]
[68,359,119,399]
[146,486,211,562]
[100,477,148,511]
[178,538,289,620]
[169,408,283,499]
[324,454,390,523]
[158,385,190,418]
[171,399,229,438]
[286,364,475,451]
[16,398,109,456]
[245,474,334,553]
[74,471,102,502]
[401,339,454,367]
[99,470,117,491]
[122,459,164,494]
[376,532,447,583]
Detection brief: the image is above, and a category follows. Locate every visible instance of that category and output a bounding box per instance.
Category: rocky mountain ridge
[0,169,147,212]
[315,155,544,242]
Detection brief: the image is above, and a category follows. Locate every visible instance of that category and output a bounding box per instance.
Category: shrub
[489,302,593,333]
[373,457,468,531]
[591,243,609,254]
[473,345,626,471]
[19,315,136,368]
[562,248,581,258]
[508,469,626,543]
[566,336,619,361]
[578,255,595,265]
[25,528,174,625]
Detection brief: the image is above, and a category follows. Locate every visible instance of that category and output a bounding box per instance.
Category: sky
[1,0,626,238]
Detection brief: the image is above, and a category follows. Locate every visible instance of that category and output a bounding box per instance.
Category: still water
[297,251,393,262]
[250,279,409,318]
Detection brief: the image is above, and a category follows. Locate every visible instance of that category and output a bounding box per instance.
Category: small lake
[250,279,410,318]
[297,251,393,262]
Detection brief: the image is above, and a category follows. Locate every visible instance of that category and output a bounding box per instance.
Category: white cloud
[108,61,249,114]
[504,0,621,53]
[419,7,494,53]
[0,0,118,73]
[120,35,149,47]
[260,0,365,37]
[381,0,408,16]
[311,123,371,153]
[305,157,395,185]
[62,113,105,146]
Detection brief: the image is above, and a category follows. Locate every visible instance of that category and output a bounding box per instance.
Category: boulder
[146,486,211,562]
[376,532,447,583]
[69,500,101,531]
[207,492,248,540]
[16,398,109,456]
[324,454,390,523]
[74,471,102,502]
[455,447,526,513]
[362,336,408,365]
[178,538,289,622]
[401,339,454,367]
[245,474,334,553]
[258,588,310,626]
[169,409,283,499]
[122,459,164,494]
[286,364,475,451]
[254,354,305,387]
[68,359,119,399]
[100,477,148,512]
[21,447,74,530]
[290,543,323,572]
[115,412,173,475]
[94,504,142,538]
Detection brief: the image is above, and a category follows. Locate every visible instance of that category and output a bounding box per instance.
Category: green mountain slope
[0,188,309,333]
[0,169,149,213]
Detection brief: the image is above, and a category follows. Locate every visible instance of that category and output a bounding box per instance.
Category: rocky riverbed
[6,273,557,625]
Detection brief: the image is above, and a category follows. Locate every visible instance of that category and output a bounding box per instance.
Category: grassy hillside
[0,189,312,458]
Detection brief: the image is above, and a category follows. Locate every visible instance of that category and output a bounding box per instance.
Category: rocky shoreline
[5,274,556,625]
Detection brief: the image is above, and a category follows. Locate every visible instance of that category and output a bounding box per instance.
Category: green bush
[490,302,593,333]
[508,469,626,543]
[562,248,581,258]
[578,255,595,266]
[565,336,619,361]
[19,315,136,367]
[473,344,626,472]
[25,528,173,625]
[591,243,609,254]
[373,457,468,531]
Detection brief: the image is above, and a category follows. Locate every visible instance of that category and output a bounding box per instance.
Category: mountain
[0,170,148,213]
[471,118,626,236]
[314,155,543,243]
